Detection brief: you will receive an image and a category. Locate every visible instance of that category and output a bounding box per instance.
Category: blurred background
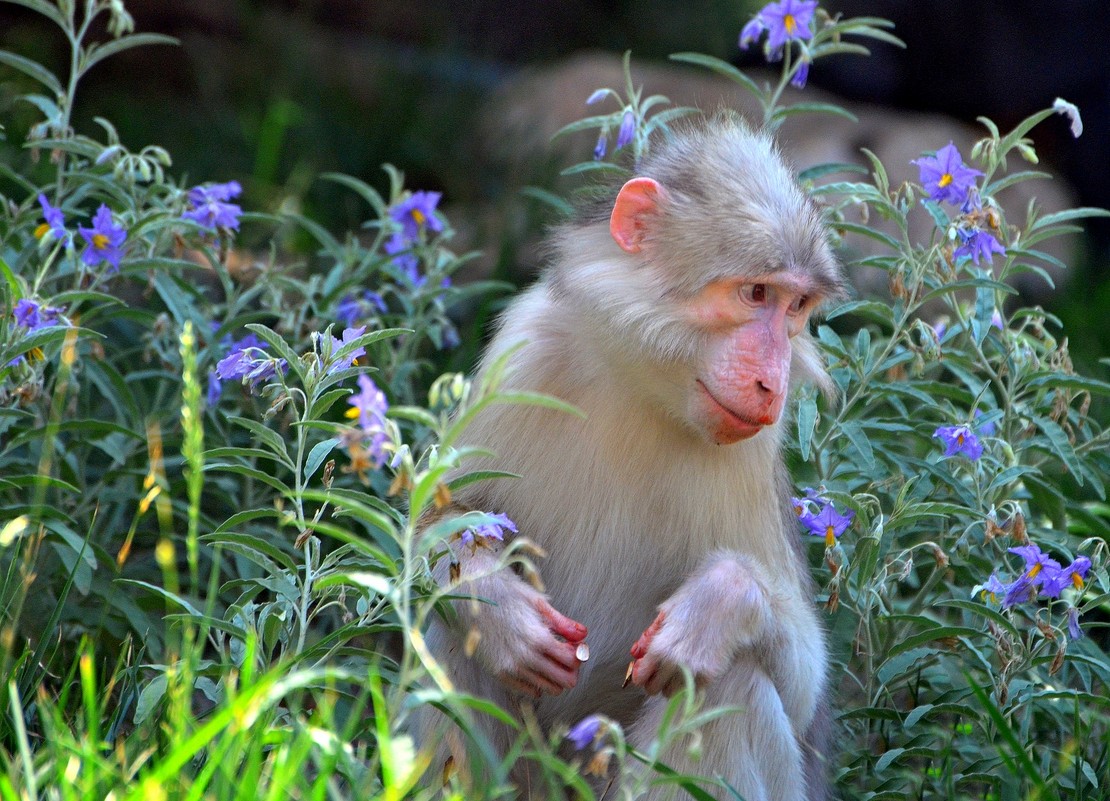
[1,0,1107,370]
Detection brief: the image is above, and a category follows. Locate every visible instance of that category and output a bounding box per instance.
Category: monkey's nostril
[757,380,774,395]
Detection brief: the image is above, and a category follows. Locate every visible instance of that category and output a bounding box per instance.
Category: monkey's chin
[695,381,768,444]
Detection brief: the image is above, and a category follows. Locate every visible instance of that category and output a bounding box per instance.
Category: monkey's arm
[430,511,588,698]
[628,551,810,701]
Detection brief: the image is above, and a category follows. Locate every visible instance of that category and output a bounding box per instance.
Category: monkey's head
[549,114,845,446]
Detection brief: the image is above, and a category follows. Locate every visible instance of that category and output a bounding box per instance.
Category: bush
[0,1,1106,799]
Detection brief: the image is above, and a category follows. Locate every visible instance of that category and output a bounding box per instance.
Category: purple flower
[585,89,608,105]
[78,205,126,273]
[616,110,636,150]
[791,57,810,88]
[1039,555,1091,598]
[460,512,518,548]
[337,291,387,327]
[206,371,222,406]
[933,424,983,461]
[183,181,243,231]
[345,374,391,468]
[979,572,1008,604]
[762,0,817,51]
[593,130,608,161]
[389,191,443,242]
[953,229,1006,266]
[214,333,266,381]
[384,233,420,284]
[791,487,824,526]
[328,326,366,373]
[566,715,602,750]
[989,309,1004,330]
[1008,543,1062,585]
[336,295,361,327]
[13,299,63,331]
[738,16,765,49]
[1002,573,1036,609]
[802,502,854,548]
[1066,606,1084,640]
[346,374,388,431]
[913,142,983,206]
[36,194,68,243]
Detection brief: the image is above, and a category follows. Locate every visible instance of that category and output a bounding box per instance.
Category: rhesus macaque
[422,113,843,801]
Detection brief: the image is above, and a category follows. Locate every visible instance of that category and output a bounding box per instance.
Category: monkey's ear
[610,177,665,254]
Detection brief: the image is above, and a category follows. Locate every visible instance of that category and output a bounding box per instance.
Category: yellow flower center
[34,223,50,239]
[938,173,954,188]
[92,233,110,250]
[1072,573,1084,589]
[344,406,360,420]
[956,432,965,445]
[784,14,797,34]
[1028,563,1042,579]
[825,525,836,548]
[410,209,426,226]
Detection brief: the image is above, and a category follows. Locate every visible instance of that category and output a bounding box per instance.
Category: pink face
[686,276,818,444]
[607,176,827,445]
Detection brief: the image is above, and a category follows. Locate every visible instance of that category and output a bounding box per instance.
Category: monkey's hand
[628,554,772,696]
[458,565,588,698]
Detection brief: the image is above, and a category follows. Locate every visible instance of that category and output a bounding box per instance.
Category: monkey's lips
[695,380,767,444]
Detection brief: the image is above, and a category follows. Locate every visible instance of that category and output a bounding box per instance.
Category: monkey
[419,112,844,801]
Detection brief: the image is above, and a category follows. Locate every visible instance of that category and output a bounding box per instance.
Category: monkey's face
[684,274,820,445]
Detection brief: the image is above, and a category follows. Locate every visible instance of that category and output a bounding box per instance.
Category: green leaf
[389,405,439,429]
[448,469,521,491]
[1030,413,1084,485]
[1030,206,1110,230]
[919,277,1016,304]
[203,462,291,495]
[936,599,1021,638]
[212,508,281,534]
[884,624,981,659]
[304,437,339,482]
[81,34,178,74]
[669,52,760,96]
[200,531,298,574]
[839,420,876,472]
[772,103,858,123]
[319,172,386,216]
[796,394,818,461]
[0,49,63,95]
[308,387,353,419]
[228,416,294,467]
[560,161,629,177]
[117,579,203,616]
[921,199,950,230]
[797,162,869,183]
[519,186,573,217]
[1024,372,1110,395]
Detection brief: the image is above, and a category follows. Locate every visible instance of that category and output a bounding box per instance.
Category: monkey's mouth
[696,380,766,442]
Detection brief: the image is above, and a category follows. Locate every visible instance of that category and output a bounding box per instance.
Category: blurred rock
[475,52,1078,301]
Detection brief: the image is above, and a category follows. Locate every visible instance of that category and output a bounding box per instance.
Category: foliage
[0,0,1106,800]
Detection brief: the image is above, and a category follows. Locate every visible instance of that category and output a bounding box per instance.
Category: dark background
[2,0,1107,366]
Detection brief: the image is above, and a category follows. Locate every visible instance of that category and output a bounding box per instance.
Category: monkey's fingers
[540,639,581,671]
[630,611,666,659]
[534,599,588,643]
[527,657,579,692]
[629,655,660,692]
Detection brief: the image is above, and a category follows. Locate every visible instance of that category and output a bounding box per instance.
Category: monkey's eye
[740,283,767,305]
[788,295,810,315]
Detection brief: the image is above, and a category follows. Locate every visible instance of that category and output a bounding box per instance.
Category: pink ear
[610,177,665,254]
